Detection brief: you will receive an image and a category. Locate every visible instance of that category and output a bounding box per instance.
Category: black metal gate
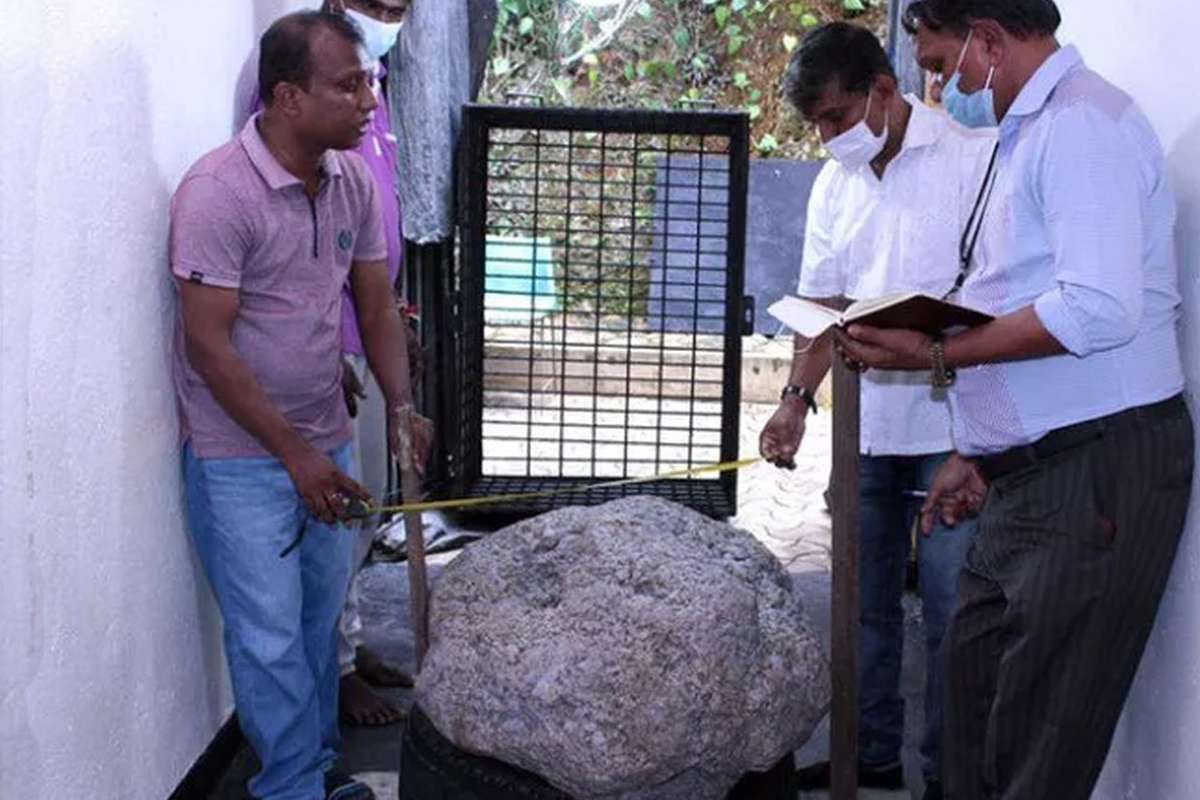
[450,104,750,521]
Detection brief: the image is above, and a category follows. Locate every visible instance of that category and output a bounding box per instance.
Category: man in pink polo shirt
[171,11,428,800]
[235,0,417,729]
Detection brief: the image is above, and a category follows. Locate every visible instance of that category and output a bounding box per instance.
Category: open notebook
[767,292,993,339]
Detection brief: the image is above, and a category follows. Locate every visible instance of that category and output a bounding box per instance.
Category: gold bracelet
[931,339,956,388]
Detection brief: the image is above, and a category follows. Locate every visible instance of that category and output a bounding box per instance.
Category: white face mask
[823,90,888,168]
[345,8,403,60]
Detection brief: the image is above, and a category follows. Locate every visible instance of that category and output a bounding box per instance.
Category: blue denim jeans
[183,442,355,800]
[858,452,977,782]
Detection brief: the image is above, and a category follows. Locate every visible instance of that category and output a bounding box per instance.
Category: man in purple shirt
[172,12,427,799]
[321,0,418,730]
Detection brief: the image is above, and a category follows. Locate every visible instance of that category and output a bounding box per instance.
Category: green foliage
[484,0,885,154]
[487,0,559,94]
[479,0,886,317]
[842,0,872,15]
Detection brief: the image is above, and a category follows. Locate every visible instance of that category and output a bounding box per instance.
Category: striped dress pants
[944,401,1194,799]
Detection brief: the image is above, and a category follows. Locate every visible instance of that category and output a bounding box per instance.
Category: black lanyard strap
[944,142,1000,301]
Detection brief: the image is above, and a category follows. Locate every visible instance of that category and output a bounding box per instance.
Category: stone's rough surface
[415,496,831,800]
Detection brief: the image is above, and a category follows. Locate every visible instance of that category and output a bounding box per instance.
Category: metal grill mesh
[456,107,748,520]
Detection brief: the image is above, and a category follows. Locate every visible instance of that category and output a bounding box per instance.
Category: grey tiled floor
[733,403,835,571]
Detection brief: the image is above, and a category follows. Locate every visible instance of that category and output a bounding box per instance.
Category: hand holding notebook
[767,292,993,339]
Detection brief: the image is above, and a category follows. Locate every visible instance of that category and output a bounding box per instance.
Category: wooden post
[401,462,431,671]
[830,354,861,800]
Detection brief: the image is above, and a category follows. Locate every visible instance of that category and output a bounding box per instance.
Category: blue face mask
[941,31,998,129]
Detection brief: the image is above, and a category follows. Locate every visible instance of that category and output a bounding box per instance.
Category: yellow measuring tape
[368,457,764,516]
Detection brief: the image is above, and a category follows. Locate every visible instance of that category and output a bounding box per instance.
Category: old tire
[400,704,571,800]
[400,704,797,800]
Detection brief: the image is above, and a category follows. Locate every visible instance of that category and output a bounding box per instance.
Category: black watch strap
[781,384,818,415]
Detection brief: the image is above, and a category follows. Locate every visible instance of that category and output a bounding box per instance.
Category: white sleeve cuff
[1034,289,1089,357]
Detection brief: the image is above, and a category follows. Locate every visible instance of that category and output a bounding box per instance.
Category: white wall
[0,0,1189,797]
[0,1,305,797]
[1052,2,1200,798]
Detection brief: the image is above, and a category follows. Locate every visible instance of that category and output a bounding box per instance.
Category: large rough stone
[415,496,830,800]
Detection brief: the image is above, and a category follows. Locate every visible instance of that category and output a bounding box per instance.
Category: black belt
[977,394,1187,481]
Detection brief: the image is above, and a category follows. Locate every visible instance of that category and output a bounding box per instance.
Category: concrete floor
[210,407,931,799]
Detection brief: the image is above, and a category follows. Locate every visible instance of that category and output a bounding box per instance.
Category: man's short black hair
[259,11,365,106]
[902,0,1061,39]
[783,23,895,117]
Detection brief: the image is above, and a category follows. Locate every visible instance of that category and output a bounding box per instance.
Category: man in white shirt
[844,2,1194,798]
[760,23,995,800]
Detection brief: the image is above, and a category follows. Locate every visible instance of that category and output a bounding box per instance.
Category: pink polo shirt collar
[239,114,345,191]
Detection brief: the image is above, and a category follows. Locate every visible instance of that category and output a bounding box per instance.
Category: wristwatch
[781,384,818,415]
[930,337,956,388]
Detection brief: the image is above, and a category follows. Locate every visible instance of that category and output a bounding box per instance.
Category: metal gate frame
[449,104,751,521]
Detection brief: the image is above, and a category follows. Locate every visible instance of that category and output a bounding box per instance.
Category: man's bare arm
[349,260,412,409]
[760,296,848,467]
[838,306,1067,372]
[944,306,1067,367]
[350,260,432,471]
